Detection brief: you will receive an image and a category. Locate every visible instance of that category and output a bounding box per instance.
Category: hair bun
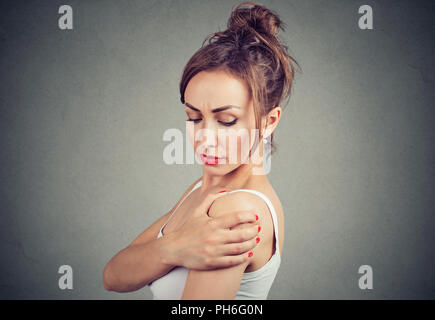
[227,1,282,38]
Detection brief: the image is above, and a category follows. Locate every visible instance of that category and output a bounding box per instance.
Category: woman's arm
[181,192,270,299]
[103,178,261,293]
[182,259,250,299]
[103,215,179,292]
[103,177,203,292]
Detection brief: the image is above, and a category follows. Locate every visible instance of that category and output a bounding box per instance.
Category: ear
[262,106,282,139]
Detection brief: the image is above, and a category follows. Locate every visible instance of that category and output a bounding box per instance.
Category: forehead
[184,70,251,110]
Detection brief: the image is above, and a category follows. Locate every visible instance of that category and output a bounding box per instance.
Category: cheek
[218,127,255,162]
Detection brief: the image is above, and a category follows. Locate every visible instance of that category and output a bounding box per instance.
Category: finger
[229,221,258,231]
[206,252,253,269]
[223,224,259,243]
[219,237,259,256]
[217,210,258,229]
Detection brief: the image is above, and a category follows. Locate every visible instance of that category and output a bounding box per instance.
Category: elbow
[103,263,114,291]
[102,262,137,293]
[103,282,112,291]
[103,280,112,292]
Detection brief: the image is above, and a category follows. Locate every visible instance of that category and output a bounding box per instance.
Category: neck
[199,162,265,195]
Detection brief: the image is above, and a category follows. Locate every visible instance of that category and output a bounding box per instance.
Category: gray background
[0,0,434,299]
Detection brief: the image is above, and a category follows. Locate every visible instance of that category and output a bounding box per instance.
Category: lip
[200,153,225,165]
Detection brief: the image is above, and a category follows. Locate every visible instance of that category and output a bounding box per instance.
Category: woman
[103,1,300,299]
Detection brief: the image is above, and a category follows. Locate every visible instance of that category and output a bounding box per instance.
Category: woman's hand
[161,191,260,270]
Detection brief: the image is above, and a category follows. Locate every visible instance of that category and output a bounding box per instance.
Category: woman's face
[184,69,262,175]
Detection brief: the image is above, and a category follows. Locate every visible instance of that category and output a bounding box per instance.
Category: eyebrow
[185,102,241,113]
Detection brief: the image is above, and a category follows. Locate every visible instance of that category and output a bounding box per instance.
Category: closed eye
[185,118,238,126]
[186,118,202,123]
[218,119,237,126]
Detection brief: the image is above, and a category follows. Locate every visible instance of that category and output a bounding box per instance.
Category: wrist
[159,232,180,267]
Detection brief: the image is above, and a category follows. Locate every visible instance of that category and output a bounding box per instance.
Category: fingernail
[255,215,258,221]
[248,252,253,257]
[218,190,227,193]
[258,226,261,232]
[256,237,260,243]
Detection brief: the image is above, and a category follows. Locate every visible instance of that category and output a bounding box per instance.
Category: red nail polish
[255,215,258,221]
[218,190,227,193]
[258,226,261,232]
[256,237,260,243]
[248,252,253,257]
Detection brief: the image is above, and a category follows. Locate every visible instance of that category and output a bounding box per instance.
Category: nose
[197,119,219,154]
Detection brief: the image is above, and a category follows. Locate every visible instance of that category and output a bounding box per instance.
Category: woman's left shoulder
[208,190,276,245]
[208,190,269,217]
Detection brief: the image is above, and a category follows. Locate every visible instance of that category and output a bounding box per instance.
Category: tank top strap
[158,179,203,237]
[227,189,280,255]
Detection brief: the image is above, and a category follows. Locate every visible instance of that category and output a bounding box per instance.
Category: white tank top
[149,180,281,300]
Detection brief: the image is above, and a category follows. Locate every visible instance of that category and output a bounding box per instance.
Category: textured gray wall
[0,0,434,299]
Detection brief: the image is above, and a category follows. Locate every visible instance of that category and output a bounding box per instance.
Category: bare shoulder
[208,191,273,234]
[169,176,202,212]
[208,183,284,268]
[128,176,202,246]
[208,191,275,261]
[208,191,270,219]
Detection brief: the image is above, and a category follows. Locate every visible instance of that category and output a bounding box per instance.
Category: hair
[179,1,302,155]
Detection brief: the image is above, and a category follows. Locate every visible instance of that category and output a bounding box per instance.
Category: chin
[202,163,240,175]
